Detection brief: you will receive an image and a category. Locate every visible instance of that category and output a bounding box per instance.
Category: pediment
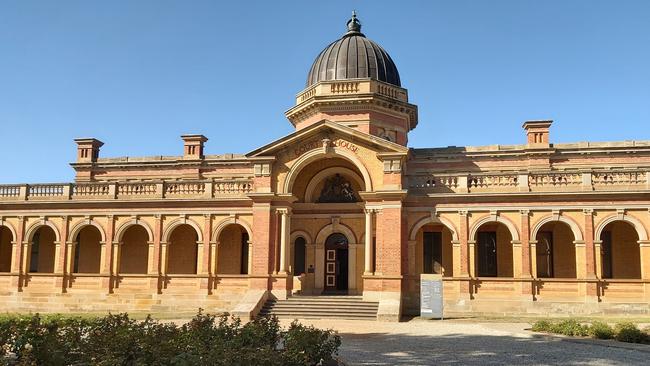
[246,120,408,159]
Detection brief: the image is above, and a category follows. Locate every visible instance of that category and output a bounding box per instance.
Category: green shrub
[531,320,552,332]
[614,322,647,344]
[549,319,589,337]
[0,311,341,366]
[588,321,614,340]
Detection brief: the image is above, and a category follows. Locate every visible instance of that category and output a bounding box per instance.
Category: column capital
[583,208,594,215]
[276,207,291,215]
[519,209,530,216]
[458,210,469,217]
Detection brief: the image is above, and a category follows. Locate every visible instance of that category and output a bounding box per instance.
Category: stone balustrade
[408,170,650,193]
[0,179,254,202]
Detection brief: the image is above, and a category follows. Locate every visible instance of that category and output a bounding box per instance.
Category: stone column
[151,215,162,292]
[278,208,291,274]
[251,201,273,290]
[199,214,211,275]
[583,209,596,278]
[459,211,469,276]
[583,209,598,299]
[640,240,650,300]
[364,208,374,275]
[210,241,219,276]
[247,241,253,275]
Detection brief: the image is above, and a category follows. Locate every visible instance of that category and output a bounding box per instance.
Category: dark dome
[306,13,401,87]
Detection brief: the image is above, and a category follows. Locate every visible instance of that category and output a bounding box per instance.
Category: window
[423,232,442,274]
[601,231,613,279]
[536,231,554,278]
[477,232,497,277]
[294,237,306,275]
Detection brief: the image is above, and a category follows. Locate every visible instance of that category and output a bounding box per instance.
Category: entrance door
[477,231,498,277]
[324,233,349,293]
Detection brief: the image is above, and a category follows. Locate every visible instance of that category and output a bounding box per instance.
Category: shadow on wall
[338,331,648,365]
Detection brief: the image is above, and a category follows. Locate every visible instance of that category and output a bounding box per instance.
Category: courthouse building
[1,14,650,320]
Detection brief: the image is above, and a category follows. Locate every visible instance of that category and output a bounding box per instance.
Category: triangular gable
[246,120,408,157]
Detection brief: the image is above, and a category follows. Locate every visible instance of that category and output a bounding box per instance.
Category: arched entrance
[324,233,349,293]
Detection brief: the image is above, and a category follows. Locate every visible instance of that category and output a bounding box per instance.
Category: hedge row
[532,319,650,344]
[0,311,341,366]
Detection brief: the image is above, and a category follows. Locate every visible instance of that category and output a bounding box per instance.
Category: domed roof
[306,13,401,87]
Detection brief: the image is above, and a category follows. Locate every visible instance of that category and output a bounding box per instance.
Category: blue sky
[1,1,649,183]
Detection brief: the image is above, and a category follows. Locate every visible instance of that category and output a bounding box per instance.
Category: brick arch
[290,230,313,244]
[409,215,459,241]
[25,219,61,243]
[315,222,357,244]
[469,214,520,242]
[531,214,583,242]
[115,219,154,243]
[212,217,253,244]
[304,166,365,203]
[595,213,648,241]
[0,220,17,242]
[162,217,203,243]
[283,147,372,194]
[69,219,107,243]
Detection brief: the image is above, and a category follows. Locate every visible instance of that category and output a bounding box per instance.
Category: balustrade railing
[0,185,21,198]
[165,182,206,197]
[409,170,650,194]
[214,180,253,196]
[28,184,66,197]
[73,183,111,198]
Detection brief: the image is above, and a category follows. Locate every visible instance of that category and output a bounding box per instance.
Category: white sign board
[420,274,443,319]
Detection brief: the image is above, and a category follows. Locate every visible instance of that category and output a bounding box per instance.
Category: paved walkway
[282,319,650,365]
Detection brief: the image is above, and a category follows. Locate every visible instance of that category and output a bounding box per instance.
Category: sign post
[420,274,443,319]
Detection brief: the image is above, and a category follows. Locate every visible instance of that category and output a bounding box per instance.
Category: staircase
[259,295,378,320]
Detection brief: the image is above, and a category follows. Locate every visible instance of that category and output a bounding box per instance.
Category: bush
[549,319,589,337]
[614,322,647,344]
[588,321,614,340]
[0,311,341,366]
[531,320,552,332]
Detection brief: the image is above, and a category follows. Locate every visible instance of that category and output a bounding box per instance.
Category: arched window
[217,224,249,275]
[294,237,306,275]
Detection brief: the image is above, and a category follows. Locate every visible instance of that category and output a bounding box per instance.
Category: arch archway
[290,230,312,276]
[0,225,14,272]
[410,215,459,241]
[599,220,641,279]
[472,219,515,278]
[304,167,365,203]
[469,215,520,242]
[314,223,358,293]
[283,147,373,194]
[115,219,154,243]
[163,217,203,244]
[166,224,200,275]
[119,225,149,274]
[531,214,583,242]
[212,217,252,244]
[412,221,455,277]
[27,225,57,273]
[69,219,107,244]
[72,225,102,274]
[534,221,577,278]
[215,223,250,275]
[595,214,648,242]
[25,220,61,243]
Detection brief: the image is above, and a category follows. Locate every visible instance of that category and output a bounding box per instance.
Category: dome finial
[346,10,362,35]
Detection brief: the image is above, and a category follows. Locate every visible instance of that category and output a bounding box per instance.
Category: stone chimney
[523,120,553,148]
[181,135,208,160]
[74,138,104,163]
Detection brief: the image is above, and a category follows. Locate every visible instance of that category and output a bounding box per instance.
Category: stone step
[259,295,379,320]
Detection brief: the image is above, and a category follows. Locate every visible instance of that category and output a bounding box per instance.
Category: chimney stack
[523,120,553,148]
[74,138,104,163]
[181,134,208,159]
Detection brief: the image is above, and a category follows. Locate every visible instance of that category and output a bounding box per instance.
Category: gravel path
[283,319,650,365]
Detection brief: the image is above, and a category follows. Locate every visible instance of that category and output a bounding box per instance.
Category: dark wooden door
[477,231,498,277]
[324,233,349,292]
